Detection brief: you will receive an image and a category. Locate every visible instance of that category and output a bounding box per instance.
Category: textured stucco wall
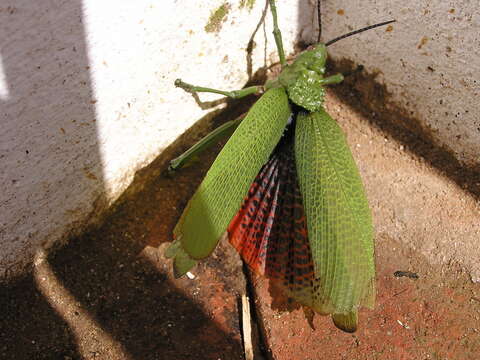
[1,0,478,281]
[0,0,309,281]
[318,0,479,166]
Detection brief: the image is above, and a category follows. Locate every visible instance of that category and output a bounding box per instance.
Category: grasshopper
[166,0,394,332]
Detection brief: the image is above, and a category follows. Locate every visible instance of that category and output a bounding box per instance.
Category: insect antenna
[325,19,396,46]
[317,0,322,43]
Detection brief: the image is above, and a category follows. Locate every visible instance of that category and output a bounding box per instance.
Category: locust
[165,0,394,332]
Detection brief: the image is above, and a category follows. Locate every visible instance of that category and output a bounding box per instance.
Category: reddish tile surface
[151,241,246,359]
[251,235,480,359]
[2,78,479,360]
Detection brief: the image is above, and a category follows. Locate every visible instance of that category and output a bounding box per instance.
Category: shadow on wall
[295,0,480,201]
[0,0,105,358]
[0,1,245,359]
[0,0,103,359]
[0,127,246,358]
[0,2,106,275]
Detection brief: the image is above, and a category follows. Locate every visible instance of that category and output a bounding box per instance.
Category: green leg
[268,0,286,67]
[175,79,262,99]
[320,73,344,85]
[169,114,245,171]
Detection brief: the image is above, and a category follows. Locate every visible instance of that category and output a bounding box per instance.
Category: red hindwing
[228,129,315,298]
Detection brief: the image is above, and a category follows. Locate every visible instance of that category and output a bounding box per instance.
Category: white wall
[1,0,478,281]
[318,0,479,166]
[0,0,307,281]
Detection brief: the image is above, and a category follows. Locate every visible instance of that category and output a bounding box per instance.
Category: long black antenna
[317,0,322,43]
[325,19,395,47]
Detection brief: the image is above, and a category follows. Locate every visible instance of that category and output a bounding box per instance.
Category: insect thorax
[267,44,330,113]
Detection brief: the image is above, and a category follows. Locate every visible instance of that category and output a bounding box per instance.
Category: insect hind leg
[175,79,263,100]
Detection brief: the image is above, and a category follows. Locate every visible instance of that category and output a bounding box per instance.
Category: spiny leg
[320,73,344,86]
[171,75,263,171]
[268,0,286,67]
[175,79,263,99]
[172,1,288,170]
[169,114,245,171]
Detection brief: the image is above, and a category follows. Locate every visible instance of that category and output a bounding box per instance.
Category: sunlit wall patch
[0,55,10,100]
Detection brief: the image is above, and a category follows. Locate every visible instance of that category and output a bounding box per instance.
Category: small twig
[241,294,254,360]
[393,288,409,297]
[242,294,253,360]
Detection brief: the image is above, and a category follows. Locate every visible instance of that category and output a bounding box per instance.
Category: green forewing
[174,87,291,260]
[164,238,198,277]
[294,110,375,315]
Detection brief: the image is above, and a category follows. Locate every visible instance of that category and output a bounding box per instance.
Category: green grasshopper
[166,0,394,332]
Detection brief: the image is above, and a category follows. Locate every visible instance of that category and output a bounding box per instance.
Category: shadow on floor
[328,59,480,202]
[0,96,254,359]
[0,274,82,359]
